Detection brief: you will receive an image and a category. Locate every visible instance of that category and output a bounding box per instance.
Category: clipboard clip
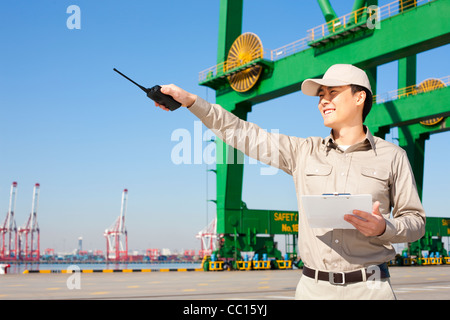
[322,193,351,196]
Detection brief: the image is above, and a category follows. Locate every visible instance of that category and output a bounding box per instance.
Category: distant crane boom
[18,183,41,261]
[104,189,129,261]
[1,182,18,259]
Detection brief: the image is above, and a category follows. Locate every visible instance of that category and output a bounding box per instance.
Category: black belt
[302,264,390,285]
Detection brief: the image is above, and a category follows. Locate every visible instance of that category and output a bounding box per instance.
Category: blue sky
[0,0,448,254]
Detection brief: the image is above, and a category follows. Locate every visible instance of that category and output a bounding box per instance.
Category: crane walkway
[199,0,436,83]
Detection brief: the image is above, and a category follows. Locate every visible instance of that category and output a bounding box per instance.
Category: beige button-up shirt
[189,96,426,272]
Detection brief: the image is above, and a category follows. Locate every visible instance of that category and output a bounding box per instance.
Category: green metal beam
[398,126,430,200]
[219,207,298,235]
[217,0,243,65]
[352,0,368,12]
[399,119,450,194]
[398,55,417,90]
[425,217,450,237]
[399,118,450,137]
[212,0,450,105]
[365,86,450,132]
[317,0,339,23]
[214,0,245,237]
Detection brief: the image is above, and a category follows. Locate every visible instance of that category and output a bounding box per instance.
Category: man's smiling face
[317,85,365,130]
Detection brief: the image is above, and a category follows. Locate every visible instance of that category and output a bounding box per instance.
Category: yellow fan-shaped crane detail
[417,79,446,126]
[225,33,264,92]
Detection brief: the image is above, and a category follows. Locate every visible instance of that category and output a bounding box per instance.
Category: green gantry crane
[198,0,450,270]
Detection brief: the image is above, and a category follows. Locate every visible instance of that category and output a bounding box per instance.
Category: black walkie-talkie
[113,68,181,111]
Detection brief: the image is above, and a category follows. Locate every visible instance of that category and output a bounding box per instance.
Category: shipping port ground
[0,266,449,300]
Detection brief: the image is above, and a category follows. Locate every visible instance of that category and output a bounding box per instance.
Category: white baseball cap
[301,64,372,96]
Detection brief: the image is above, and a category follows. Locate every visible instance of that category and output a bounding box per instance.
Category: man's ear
[355,90,366,106]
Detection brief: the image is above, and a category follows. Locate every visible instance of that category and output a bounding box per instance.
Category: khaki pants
[295,274,397,300]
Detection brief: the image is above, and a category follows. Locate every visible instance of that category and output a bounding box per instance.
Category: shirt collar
[365,126,377,155]
[323,126,377,155]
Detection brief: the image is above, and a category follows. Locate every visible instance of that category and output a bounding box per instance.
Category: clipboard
[301,193,372,229]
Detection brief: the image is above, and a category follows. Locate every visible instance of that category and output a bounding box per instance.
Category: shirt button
[335,239,339,243]
[341,172,345,176]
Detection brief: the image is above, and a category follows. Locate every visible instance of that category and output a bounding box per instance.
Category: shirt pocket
[358,167,390,197]
[304,164,333,195]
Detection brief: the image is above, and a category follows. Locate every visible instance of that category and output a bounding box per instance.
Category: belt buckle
[329,271,345,285]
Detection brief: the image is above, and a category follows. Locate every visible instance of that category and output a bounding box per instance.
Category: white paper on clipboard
[301,194,372,229]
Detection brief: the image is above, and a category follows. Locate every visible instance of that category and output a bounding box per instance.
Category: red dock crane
[0,182,18,260]
[18,183,41,261]
[104,189,128,261]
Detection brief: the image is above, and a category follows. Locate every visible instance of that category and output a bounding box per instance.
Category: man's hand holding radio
[156,84,197,111]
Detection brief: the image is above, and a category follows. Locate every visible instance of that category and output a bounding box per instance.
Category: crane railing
[373,75,449,104]
[198,51,270,84]
[199,0,437,82]
[306,7,368,43]
[270,0,435,61]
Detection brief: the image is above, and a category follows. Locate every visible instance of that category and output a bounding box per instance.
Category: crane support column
[217,0,243,65]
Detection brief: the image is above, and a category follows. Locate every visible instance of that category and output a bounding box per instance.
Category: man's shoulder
[373,136,406,156]
[280,135,325,153]
[306,136,325,143]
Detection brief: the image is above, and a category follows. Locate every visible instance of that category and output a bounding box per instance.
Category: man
[155,64,426,300]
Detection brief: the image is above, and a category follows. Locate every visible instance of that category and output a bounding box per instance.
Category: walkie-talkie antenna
[113,67,181,111]
[113,68,147,92]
